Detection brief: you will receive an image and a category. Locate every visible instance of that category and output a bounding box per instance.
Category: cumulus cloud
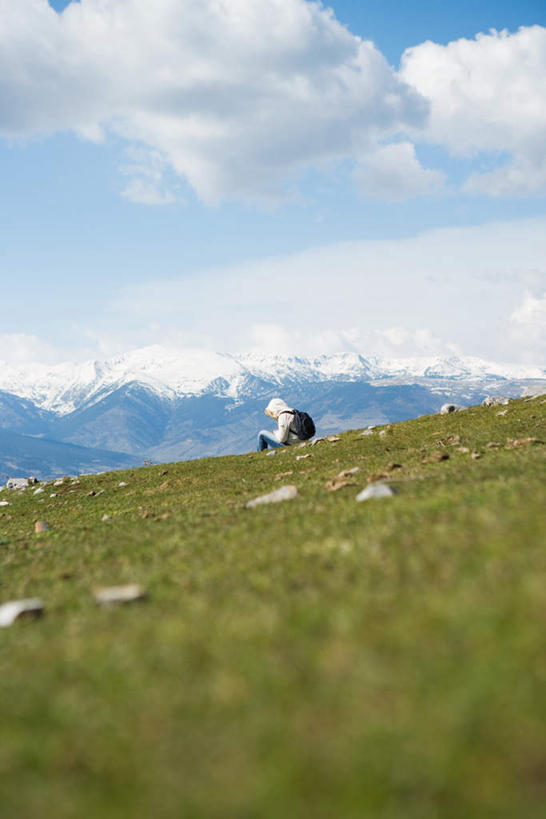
[355,141,445,201]
[0,0,426,203]
[400,26,546,195]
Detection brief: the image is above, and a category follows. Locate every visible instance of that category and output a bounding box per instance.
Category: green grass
[0,396,545,818]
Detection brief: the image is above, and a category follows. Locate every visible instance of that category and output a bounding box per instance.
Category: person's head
[265,397,291,420]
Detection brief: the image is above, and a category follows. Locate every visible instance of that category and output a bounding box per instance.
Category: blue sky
[1,0,546,366]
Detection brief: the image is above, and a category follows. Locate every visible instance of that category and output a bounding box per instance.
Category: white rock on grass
[246,485,298,508]
[482,396,510,407]
[118,482,128,487]
[338,467,360,477]
[6,478,29,491]
[0,501,10,507]
[94,584,147,606]
[0,598,44,627]
[33,487,45,495]
[34,521,50,533]
[440,404,464,414]
[356,483,396,502]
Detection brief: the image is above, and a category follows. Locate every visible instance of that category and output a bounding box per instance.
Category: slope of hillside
[0,396,545,818]
[0,429,139,481]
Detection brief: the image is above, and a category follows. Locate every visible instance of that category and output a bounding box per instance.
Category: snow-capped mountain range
[1,346,544,479]
[1,346,544,416]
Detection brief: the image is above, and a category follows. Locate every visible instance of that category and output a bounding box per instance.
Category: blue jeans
[257,430,286,451]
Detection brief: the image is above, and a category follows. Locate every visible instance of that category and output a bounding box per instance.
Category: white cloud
[247,323,462,358]
[509,291,546,361]
[0,333,64,365]
[3,5,544,200]
[400,26,546,195]
[465,155,546,196]
[120,147,178,205]
[355,142,445,201]
[108,216,546,365]
[0,0,426,204]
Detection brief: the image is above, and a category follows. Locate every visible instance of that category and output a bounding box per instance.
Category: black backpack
[289,409,316,441]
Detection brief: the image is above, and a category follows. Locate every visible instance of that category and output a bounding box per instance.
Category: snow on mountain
[373,355,546,380]
[0,346,544,415]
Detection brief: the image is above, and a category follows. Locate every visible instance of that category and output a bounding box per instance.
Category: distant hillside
[0,429,138,481]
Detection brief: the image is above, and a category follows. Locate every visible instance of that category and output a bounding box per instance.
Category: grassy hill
[0,395,545,818]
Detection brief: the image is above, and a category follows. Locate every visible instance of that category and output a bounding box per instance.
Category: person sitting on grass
[256,398,315,451]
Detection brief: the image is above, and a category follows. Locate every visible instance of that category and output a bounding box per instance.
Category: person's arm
[275,411,293,444]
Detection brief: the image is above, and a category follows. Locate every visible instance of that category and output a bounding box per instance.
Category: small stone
[118,481,128,487]
[159,481,169,489]
[505,437,541,449]
[34,520,50,533]
[49,493,57,498]
[440,403,464,414]
[33,487,45,495]
[53,479,64,487]
[309,437,326,446]
[422,452,449,463]
[471,452,482,460]
[101,514,111,522]
[296,454,311,461]
[496,410,508,417]
[378,430,387,437]
[94,584,147,606]
[337,467,360,477]
[486,442,501,449]
[356,483,396,501]
[0,598,44,628]
[297,442,308,448]
[441,434,461,446]
[326,477,356,492]
[246,485,298,508]
[0,501,10,507]
[156,513,171,521]
[482,396,510,407]
[326,436,341,443]
[275,471,294,480]
[266,450,277,456]
[87,491,96,497]
[361,429,374,436]
[456,446,470,454]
